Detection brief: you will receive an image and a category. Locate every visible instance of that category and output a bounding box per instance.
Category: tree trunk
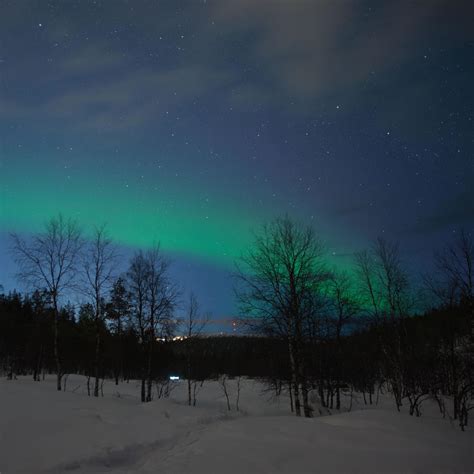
[94,317,100,397]
[116,316,122,385]
[192,381,201,406]
[289,381,294,413]
[236,377,241,411]
[298,353,312,417]
[34,344,43,382]
[301,378,312,417]
[288,339,301,416]
[146,343,153,402]
[188,379,192,406]
[141,378,146,403]
[319,382,326,408]
[53,298,62,391]
[7,356,13,380]
[187,350,192,406]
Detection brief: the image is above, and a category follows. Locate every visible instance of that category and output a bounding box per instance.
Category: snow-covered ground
[0,375,472,473]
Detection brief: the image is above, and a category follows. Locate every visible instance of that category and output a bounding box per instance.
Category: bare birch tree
[126,247,179,402]
[81,226,118,397]
[433,230,473,340]
[328,270,361,409]
[426,230,474,425]
[144,246,179,402]
[355,237,411,410]
[10,214,82,390]
[236,216,329,417]
[126,251,149,402]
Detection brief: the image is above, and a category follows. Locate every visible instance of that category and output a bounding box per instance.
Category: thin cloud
[211,1,473,101]
[1,1,472,132]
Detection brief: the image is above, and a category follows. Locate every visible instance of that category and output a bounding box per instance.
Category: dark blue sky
[0,0,473,325]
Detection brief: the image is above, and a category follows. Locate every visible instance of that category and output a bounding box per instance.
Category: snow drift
[0,375,472,473]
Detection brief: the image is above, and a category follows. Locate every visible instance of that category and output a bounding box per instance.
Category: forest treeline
[0,215,472,430]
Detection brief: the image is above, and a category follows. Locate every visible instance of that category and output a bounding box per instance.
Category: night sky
[0,1,473,325]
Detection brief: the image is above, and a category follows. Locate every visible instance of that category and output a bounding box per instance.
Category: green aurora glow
[2,152,362,270]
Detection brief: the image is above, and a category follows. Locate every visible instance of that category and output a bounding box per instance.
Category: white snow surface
[0,375,472,473]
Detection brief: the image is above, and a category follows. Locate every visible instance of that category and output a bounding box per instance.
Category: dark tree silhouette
[236,216,329,417]
[11,214,82,390]
[105,277,130,385]
[184,292,210,406]
[81,225,118,397]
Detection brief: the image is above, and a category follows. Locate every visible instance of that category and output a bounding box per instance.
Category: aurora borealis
[1,1,473,321]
